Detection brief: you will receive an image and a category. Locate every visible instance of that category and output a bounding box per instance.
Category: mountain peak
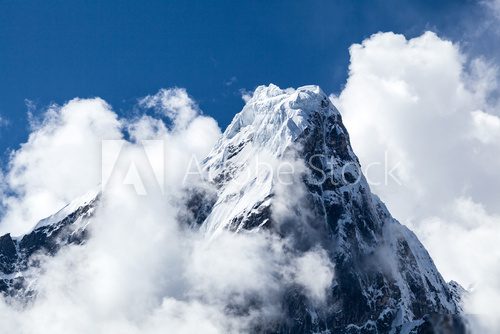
[200,84,359,234]
[205,84,340,185]
[0,84,467,333]
[249,83,327,104]
[224,84,335,147]
[195,84,467,332]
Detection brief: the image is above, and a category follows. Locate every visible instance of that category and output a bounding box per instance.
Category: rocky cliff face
[0,84,467,333]
[0,190,98,298]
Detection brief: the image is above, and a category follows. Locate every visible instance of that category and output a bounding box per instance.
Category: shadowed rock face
[0,84,467,333]
[0,197,97,298]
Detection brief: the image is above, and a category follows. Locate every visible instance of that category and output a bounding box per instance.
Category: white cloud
[127,115,168,141]
[139,88,199,129]
[0,98,123,236]
[290,249,334,304]
[335,31,500,333]
[416,197,500,330]
[0,88,335,333]
[239,88,253,103]
[472,109,500,143]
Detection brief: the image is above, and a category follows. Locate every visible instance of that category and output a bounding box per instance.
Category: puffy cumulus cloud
[0,88,221,237]
[0,99,123,236]
[0,188,333,333]
[335,31,500,220]
[472,109,500,143]
[335,31,500,332]
[163,115,221,189]
[0,88,334,333]
[127,115,168,141]
[139,87,199,129]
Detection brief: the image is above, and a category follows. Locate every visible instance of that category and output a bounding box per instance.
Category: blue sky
[0,0,491,157]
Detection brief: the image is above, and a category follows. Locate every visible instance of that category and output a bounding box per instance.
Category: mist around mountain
[0,84,471,333]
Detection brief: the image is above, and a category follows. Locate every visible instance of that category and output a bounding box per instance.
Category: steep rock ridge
[199,84,466,333]
[201,85,339,235]
[0,190,99,298]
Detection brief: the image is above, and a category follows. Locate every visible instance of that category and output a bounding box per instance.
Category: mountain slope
[0,190,99,298]
[196,84,466,333]
[0,84,466,333]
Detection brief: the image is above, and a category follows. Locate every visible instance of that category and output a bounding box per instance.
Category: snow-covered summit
[203,84,343,187]
[200,84,342,235]
[222,84,335,155]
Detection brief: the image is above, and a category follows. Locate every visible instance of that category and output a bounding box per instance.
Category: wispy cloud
[0,116,8,129]
[224,76,238,86]
[138,88,200,129]
[484,0,500,20]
